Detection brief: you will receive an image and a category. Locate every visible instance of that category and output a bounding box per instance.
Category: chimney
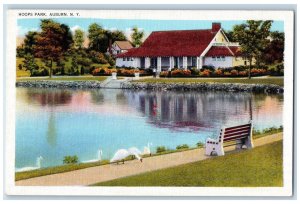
[212,23,221,33]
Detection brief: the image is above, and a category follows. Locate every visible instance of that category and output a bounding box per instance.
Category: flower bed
[92,68,152,77]
[159,67,269,78]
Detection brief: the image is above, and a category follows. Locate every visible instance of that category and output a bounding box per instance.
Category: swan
[110,148,142,164]
[15,156,43,172]
[83,149,103,163]
[143,142,153,156]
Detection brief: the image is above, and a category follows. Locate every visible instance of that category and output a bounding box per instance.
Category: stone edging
[16,80,284,94]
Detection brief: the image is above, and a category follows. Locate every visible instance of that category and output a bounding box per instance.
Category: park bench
[205,121,254,156]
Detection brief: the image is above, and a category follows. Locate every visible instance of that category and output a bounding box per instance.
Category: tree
[71,55,79,74]
[24,31,39,54]
[22,54,38,75]
[74,29,84,49]
[262,31,284,64]
[233,20,272,78]
[110,30,127,42]
[34,19,73,78]
[88,23,107,52]
[131,26,144,47]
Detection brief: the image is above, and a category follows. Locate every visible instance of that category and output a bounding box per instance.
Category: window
[131,58,134,61]
[123,58,126,61]
[221,56,225,61]
[217,56,221,61]
[212,57,216,61]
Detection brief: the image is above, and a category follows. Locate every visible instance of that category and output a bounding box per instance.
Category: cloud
[70,25,82,34]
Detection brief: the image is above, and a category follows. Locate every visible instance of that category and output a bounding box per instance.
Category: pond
[15,88,283,169]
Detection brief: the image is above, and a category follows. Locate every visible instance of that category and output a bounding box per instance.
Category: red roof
[228,46,243,56]
[117,29,218,57]
[205,46,234,57]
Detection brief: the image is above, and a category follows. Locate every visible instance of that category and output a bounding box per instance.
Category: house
[116,23,249,71]
[108,40,133,56]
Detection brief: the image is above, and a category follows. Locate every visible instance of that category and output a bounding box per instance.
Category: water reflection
[25,88,72,107]
[16,88,283,168]
[127,91,258,131]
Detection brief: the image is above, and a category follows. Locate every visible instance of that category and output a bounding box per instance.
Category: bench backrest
[220,123,252,142]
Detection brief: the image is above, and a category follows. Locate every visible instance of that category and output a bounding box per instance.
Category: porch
[140,56,204,71]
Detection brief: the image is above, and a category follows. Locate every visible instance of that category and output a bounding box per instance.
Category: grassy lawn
[93,140,283,187]
[134,77,284,87]
[16,76,108,82]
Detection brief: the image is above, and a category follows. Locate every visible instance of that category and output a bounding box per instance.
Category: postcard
[4,9,294,196]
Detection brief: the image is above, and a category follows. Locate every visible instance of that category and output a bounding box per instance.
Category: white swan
[143,142,153,156]
[110,147,142,164]
[83,149,103,163]
[15,156,43,172]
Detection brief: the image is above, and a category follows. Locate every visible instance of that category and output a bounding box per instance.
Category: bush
[201,65,215,72]
[156,146,166,153]
[190,67,200,76]
[176,144,189,150]
[31,68,49,77]
[63,155,79,164]
[159,71,169,77]
[171,69,191,77]
[196,142,204,148]
[77,57,93,67]
[200,69,211,77]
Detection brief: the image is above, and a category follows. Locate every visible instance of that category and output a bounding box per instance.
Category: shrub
[156,146,166,153]
[159,71,169,77]
[77,57,93,67]
[214,69,223,76]
[201,65,215,72]
[196,142,204,148]
[190,67,200,76]
[171,69,191,77]
[230,69,238,76]
[63,155,79,164]
[31,68,49,77]
[200,69,211,77]
[238,71,248,76]
[176,144,189,150]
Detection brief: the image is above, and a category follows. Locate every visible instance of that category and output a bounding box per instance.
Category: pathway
[100,77,132,89]
[15,133,283,186]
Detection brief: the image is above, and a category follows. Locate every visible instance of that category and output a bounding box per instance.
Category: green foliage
[88,23,107,52]
[196,142,204,148]
[131,26,144,47]
[232,20,273,78]
[23,54,39,75]
[176,144,189,150]
[24,31,39,55]
[106,54,116,66]
[63,155,79,164]
[16,46,26,57]
[34,19,73,78]
[31,68,49,77]
[156,146,166,153]
[74,29,84,49]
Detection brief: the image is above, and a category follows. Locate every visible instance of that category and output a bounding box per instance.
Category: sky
[17,18,284,39]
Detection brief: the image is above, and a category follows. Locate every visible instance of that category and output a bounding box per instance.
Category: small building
[116,23,249,71]
[108,41,133,56]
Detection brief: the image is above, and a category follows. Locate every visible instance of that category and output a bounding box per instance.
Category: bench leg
[205,143,224,156]
[245,136,254,148]
[235,139,243,149]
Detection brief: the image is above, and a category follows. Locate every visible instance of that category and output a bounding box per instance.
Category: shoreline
[15,132,283,186]
[16,79,284,94]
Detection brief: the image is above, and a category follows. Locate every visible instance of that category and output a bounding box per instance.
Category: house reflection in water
[125,91,258,132]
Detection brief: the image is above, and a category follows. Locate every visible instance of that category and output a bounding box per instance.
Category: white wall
[116,58,141,68]
[203,56,233,68]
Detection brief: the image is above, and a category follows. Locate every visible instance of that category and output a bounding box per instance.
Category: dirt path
[15,133,283,186]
